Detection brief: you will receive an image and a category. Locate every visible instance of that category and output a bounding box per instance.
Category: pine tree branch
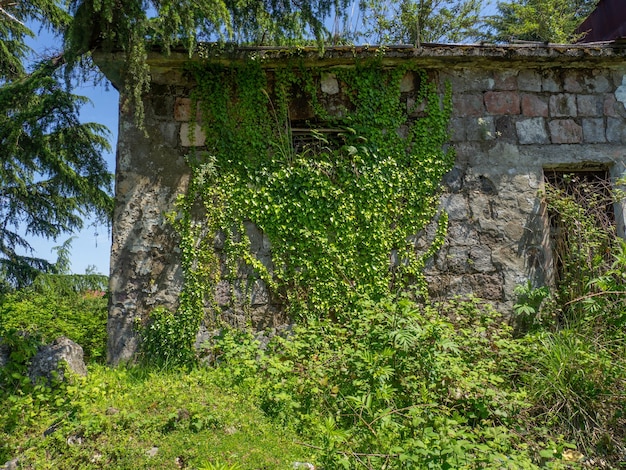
[0,4,24,27]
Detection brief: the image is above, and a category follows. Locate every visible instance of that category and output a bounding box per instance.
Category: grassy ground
[1,365,312,469]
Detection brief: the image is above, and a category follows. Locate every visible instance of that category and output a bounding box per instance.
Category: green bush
[137,306,198,367]
[209,296,575,469]
[0,274,108,362]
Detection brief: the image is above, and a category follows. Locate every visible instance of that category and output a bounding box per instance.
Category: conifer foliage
[0,0,112,288]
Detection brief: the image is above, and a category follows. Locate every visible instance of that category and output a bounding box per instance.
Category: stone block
[495,116,517,141]
[447,223,477,246]
[158,122,179,148]
[468,274,503,300]
[152,95,174,118]
[321,73,339,94]
[442,246,473,273]
[584,73,611,93]
[484,91,520,115]
[442,167,465,193]
[549,119,583,144]
[516,118,549,144]
[549,94,577,117]
[469,245,494,273]
[452,93,484,117]
[180,122,206,147]
[442,193,469,220]
[493,71,518,90]
[607,117,626,143]
[577,94,603,116]
[448,117,466,142]
[174,97,199,121]
[604,93,621,117]
[542,72,561,92]
[441,71,494,92]
[29,337,87,383]
[215,280,231,306]
[250,279,270,306]
[244,221,264,253]
[615,76,626,111]
[485,142,521,167]
[563,72,583,93]
[503,220,526,240]
[582,118,606,143]
[611,71,626,90]
[521,94,548,117]
[517,70,542,92]
[399,72,415,92]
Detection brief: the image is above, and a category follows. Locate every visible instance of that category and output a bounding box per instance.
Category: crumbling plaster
[96,44,626,364]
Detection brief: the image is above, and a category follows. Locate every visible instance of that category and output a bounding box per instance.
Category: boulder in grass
[28,337,87,383]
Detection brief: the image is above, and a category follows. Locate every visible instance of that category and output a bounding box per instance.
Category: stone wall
[97,44,626,364]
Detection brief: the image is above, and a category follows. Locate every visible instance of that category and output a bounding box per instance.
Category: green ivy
[157,59,453,363]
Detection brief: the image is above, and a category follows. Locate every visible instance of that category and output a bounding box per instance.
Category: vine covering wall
[158,62,454,362]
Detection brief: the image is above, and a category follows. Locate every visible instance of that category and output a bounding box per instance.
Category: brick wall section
[448,68,626,146]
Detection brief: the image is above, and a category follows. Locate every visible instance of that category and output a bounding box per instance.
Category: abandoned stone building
[96,43,626,364]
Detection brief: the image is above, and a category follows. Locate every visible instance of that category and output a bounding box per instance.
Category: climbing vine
[168,59,453,352]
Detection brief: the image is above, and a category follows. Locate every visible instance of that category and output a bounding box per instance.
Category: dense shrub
[208,296,578,469]
[0,274,108,362]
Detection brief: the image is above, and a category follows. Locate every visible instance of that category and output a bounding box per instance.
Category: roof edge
[94,42,626,88]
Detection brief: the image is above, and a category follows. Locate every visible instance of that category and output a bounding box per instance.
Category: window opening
[289,119,344,154]
[543,167,615,300]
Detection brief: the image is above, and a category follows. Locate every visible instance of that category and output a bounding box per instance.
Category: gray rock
[28,337,87,384]
[1,458,19,470]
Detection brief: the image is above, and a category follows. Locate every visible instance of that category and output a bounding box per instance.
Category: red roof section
[576,0,626,42]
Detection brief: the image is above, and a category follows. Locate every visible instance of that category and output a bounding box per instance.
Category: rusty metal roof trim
[576,0,626,43]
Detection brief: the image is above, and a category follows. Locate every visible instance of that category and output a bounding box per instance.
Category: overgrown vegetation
[520,173,626,458]
[0,273,108,362]
[0,222,624,467]
[128,65,626,468]
[149,61,453,367]
[0,362,309,469]
[3,287,624,468]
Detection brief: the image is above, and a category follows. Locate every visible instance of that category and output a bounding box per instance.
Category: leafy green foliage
[190,62,450,314]
[0,274,108,361]
[543,173,615,323]
[520,329,622,453]
[137,306,197,367]
[0,0,70,81]
[509,176,626,459]
[65,0,354,127]
[0,328,42,394]
[484,0,597,43]
[358,0,484,45]
[208,296,578,468]
[513,281,552,333]
[0,64,112,286]
[155,62,453,364]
